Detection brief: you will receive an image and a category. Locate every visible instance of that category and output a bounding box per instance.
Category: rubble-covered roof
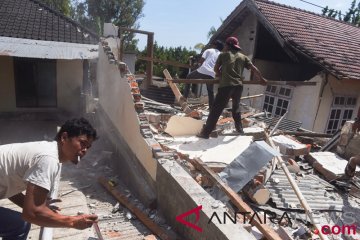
[0,0,98,45]
[210,0,360,80]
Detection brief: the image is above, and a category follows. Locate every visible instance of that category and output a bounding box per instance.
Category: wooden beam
[137,56,191,69]
[170,79,316,86]
[119,27,154,35]
[188,158,282,240]
[163,69,192,114]
[273,131,333,138]
[146,33,154,88]
[99,177,172,240]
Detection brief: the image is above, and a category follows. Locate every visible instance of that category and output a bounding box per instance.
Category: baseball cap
[225,36,242,50]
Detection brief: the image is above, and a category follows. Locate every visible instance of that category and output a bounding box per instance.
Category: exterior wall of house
[0,57,83,114]
[57,60,83,114]
[313,75,360,133]
[0,56,16,111]
[97,43,157,181]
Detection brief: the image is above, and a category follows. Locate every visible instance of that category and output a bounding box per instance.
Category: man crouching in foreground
[0,118,98,239]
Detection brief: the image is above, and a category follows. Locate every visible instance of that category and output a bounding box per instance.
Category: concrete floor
[0,118,157,240]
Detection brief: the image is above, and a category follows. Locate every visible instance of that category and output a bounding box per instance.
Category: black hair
[55,117,97,141]
[215,40,224,51]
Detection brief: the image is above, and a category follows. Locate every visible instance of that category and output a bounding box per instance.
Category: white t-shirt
[0,141,62,199]
[197,48,221,78]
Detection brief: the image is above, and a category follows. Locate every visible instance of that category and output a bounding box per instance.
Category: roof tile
[255,0,360,79]
[0,0,98,45]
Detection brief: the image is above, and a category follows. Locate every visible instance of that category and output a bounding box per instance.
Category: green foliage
[40,0,72,16]
[135,42,197,79]
[71,0,145,50]
[322,0,360,26]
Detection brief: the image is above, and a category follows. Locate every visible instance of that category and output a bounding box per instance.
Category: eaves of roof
[209,0,360,80]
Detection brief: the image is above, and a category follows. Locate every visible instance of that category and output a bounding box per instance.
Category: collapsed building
[1,0,360,239]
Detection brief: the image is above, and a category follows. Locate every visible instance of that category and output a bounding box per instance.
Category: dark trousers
[184,70,215,108]
[202,85,243,135]
[0,207,31,240]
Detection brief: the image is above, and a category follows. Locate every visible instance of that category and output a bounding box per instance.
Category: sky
[135,0,354,51]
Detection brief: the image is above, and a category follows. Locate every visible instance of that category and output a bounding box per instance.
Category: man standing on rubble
[0,118,98,239]
[184,40,224,109]
[197,36,267,139]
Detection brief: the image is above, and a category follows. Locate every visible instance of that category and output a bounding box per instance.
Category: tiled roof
[0,0,98,45]
[254,0,360,80]
[210,0,360,80]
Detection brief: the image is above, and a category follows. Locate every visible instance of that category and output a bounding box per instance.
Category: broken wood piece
[273,131,333,138]
[188,158,282,240]
[163,69,193,115]
[98,177,172,240]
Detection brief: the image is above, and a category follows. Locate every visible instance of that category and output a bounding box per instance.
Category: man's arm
[214,62,221,77]
[22,182,97,229]
[249,63,267,85]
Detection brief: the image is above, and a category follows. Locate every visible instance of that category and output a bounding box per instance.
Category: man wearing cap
[197,36,267,138]
[184,40,224,109]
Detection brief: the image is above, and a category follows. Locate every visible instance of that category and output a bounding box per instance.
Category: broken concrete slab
[306,152,360,180]
[271,135,309,156]
[164,115,203,136]
[164,135,253,164]
[219,141,281,193]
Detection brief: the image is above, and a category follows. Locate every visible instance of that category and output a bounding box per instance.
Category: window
[263,85,292,117]
[14,58,57,108]
[326,96,357,134]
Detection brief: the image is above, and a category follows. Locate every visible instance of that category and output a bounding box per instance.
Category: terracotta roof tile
[255,0,360,79]
[0,0,98,45]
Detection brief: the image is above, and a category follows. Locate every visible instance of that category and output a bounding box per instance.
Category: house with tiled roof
[0,0,99,115]
[209,0,360,133]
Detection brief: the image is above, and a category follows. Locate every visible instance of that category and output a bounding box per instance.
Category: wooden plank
[163,69,192,114]
[264,132,329,240]
[137,56,191,69]
[188,158,282,240]
[170,79,317,86]
[274,131,333,138]
[98,177,172,240]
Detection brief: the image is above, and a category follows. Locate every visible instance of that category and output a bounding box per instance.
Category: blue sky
[136,0,354,50]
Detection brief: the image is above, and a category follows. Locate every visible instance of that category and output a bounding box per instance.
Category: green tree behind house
[322,0,360,26]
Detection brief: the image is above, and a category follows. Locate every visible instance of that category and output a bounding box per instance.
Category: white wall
[57,60,83,114]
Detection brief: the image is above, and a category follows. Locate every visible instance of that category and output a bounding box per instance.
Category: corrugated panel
[266,169,343,211]
[0,36,98,59]
[259,117,302,132]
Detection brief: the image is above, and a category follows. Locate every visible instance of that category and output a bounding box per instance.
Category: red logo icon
[176,205,203,232]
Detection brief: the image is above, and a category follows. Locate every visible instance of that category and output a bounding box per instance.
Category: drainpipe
[312,72,328,131]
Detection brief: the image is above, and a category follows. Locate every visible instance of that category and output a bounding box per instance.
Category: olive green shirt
[216,50,251,88]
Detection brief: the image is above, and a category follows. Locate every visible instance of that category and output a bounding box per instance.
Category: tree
[135,42,197,79]
[40,0,72,16]
[322,0,360,26]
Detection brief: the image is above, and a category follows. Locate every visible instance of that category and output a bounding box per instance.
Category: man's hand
[72,214,98,230]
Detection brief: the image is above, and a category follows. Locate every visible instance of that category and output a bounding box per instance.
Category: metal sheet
[219,141,281,192]
[0,36,98,59]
